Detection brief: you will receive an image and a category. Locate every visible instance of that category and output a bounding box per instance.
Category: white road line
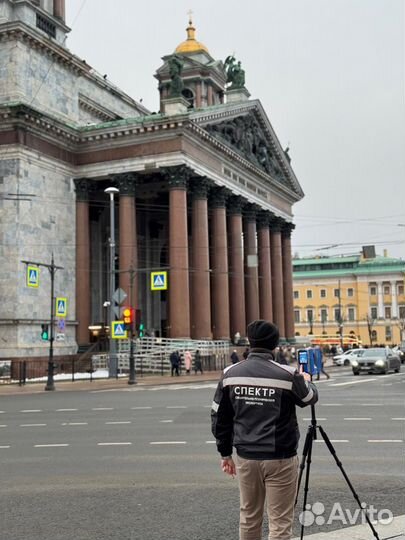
[56,408,78,412]
[315,439,349,443]
[361,403,383,406]
[0,425,7,428]
[105,421,131,425]
[329,379,376,387]
[20,423,47,427]
[34,444,69,448]
[205,441,216,444]
[131,406,152,410]
[62,422,88,426]
[0,445,10,449]
[320,404,342,407]
[97,442,132,446]
[368,440,403,443]
[150,441,187,445]
[92,407,114,411]
[160,420,173,423]
[344,418,372,421]
[20,409,42,413]
[382,383,393,386]
[392,418,405,421]
[0,411,5,414]
[166,406,187,409]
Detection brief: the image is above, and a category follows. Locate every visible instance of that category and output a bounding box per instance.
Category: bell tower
[155,16,226,111]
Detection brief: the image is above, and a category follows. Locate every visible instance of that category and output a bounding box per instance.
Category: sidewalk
[293,514,405,540]
[0,370,222,396]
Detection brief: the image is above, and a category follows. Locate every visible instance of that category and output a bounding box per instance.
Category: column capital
[162,165,192,190]
[210,186,231,208]
[282,221,296,238]
[113,172,138,196]
[257,211,271,230]
[190,176,211,200]
[74,178,93,202]
[243,204,260,223]
[227,195,244,215]
[269,214,285,233]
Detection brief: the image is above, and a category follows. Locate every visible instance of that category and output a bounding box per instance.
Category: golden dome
[175,17,209,54]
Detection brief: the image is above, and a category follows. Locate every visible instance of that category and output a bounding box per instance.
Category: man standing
[211,320,318,540]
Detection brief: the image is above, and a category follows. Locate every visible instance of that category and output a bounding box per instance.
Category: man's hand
[302,372,311,382]
[221,457,236,478]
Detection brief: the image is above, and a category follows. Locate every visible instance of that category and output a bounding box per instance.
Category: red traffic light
[122,307,134,325]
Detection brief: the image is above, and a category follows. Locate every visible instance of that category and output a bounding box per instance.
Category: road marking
[20,409,42,413]
[320,404,342,407]
[62,422,88,426]
[344,418,372,421]
[150,441,187,445]
[0,445,10,449]
[92,407,114,411]
[160,420,173,423]
[97,442,132,446]
[205,441,216,444]
[34,444,69,448]
[368,440,403,443]
[0,411,5,414]
[0,425,7,428]
[329,378,376,387]
[392,418,405,421]
[361,403,383,406]
[56,408,78,412]
[20,423,47,427]
[105,421,131,425]
[315,440,349,443]
[382,383,393,386]
[131,406,152,410]
[166,406,187,409]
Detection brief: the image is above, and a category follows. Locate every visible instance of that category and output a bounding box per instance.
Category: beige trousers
[235,454,299,540]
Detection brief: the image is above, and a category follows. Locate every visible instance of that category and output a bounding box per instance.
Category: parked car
[351,348,401,375]
[392,346,405,364]
[333,348,365,366]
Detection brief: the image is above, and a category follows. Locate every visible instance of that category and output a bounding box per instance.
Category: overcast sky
[66,0,405,260]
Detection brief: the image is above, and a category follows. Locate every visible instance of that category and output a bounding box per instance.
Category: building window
[294,310,300,323]
[334,289,340,298]
[320,289,326,298]
[385,326,392,341]
[182,88,195,108]
[294,290,299,299]
[371,329,377,341]
[385,306,391,320]
[370,307,378,320]
[320,309,328,322]
[399,306,405,319]
[398,285,404,296]
[370,286,377,296]
[334,308,341,322]
[306,290,313,299]
[384,285,390,295]
[348,307,355,321]
[307,309,314,321]
[347,288,354,297]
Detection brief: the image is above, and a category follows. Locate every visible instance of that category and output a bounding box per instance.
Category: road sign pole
[45,253,56,391]
[128,267,136,385]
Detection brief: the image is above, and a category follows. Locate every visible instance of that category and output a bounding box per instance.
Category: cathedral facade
[0,1,304,360]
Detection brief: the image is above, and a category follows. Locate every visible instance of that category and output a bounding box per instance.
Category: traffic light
[139,322,145,338]
[41,324,49,341]
[122,306,134,331]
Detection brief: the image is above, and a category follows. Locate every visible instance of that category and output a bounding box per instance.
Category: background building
[293,247,405,346]
[0,1,303,361]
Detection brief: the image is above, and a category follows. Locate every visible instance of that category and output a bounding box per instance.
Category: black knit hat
[247,320,279,351]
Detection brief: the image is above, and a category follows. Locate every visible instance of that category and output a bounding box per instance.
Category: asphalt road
[0,367,404,540]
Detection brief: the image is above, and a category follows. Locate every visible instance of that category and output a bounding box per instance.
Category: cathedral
[0,0,304,361]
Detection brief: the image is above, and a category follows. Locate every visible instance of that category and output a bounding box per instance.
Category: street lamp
[105,186,119,378]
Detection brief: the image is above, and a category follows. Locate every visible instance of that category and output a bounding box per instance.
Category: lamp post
[105,186,119,378]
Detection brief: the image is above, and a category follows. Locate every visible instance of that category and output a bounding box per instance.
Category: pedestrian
[169,350,180,376]
[315,346,330,380]
[242,347,249,360]
[211,319,318,540]
[184,350,192,374]
[276,346,288,365]
[234,331,241,345]
[230,350,240,364]
[194,349,203,374]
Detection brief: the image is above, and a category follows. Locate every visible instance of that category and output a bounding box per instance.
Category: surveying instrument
[295,348,381,540]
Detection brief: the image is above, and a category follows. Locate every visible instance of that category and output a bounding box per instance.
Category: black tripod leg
[300,427,314,540]
[295,425,315,506]
[318,425,381,540]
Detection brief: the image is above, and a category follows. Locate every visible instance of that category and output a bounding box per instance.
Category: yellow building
[292,250,405,346]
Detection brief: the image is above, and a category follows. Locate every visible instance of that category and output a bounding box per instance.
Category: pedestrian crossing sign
[151,271,167,291]
[27,266,39,288]
[55,297,67,317]
[112,321,128,339]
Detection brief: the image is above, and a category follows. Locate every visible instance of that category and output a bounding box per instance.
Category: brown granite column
[210,187,230,340]
[116,173,137,309]
[195,83,202,108]
[74,179,91,345]
[53,0,65,21]
[270,216,285,338]
[257,212,273,322]
[244,205,260,326]
[166,166,190,338]
[190,177,211,339]
[228,196,246,340]
[207,85,213,106]
[282,223,296,342]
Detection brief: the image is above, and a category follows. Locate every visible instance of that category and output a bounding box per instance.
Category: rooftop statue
[168,55,184,97]
[224,55,246,89]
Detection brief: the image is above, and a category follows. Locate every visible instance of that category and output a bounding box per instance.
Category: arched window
[182,88,194,108]
[295,332,300,336]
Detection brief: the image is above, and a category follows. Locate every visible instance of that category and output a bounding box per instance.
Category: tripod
[295,402,381,540]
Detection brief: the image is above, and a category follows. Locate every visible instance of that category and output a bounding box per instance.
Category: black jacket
[211,350,318,460]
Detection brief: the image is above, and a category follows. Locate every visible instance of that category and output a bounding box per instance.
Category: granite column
[228,196,246,340]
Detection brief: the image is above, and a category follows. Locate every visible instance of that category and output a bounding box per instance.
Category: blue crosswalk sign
[27,266,39,288]
[112,321,128,339]
[151,271,167,291]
